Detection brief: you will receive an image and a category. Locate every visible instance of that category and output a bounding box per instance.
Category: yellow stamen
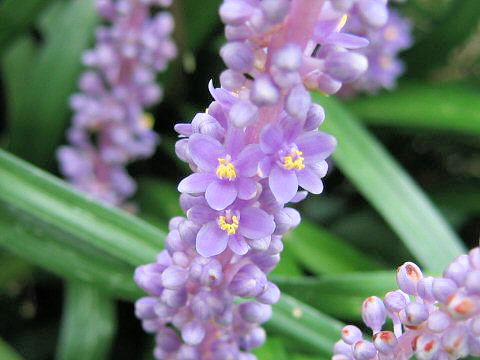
[218,215,239,235]
[336,14,348,32]
[283,150,305,171]
[140,113,154,129]
[216,158,237,181]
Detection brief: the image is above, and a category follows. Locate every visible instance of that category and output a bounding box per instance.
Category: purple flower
[178,132,262,211]
[259,122,336,203]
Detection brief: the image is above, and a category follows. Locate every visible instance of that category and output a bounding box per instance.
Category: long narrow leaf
[0,338,23,360]
[0,149,163,267]
[315,95,465,272]
[57,282,116,360]
[347,83,480,134]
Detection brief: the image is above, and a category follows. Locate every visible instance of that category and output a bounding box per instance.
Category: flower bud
[134,263,164,296]
[432,278,457,303]
[250,76,280,106]
[469,247,480,269]
[443,260,468,286]
[256,281,280,305]
[384,290,408,313]
[229,264,267,297]
[239,302,272,323]
[304,104,325,131]
[362,296,386,332]
[353,340,377,360]
[396,262,423,295]
[417,276,435,302]
[239,327,266,351]
[219,1,253,25]
[447,293,477,320]
[220,70,245,91]
[286,84,311,121]
[135,297,158,319]
[427,310,451,333]
[220,42,254,72]
[162,266,188,290]
[181,321,205,346]
[260,0,290,23]
[229,100,258,128]
[399,302,429,326]
[414,333,440,360]
[325,51,368,83]
[156,328,181,352]
[465,270,480,294]
[161,288,188,308]
[441,326,469,358]
[342,325,362,345]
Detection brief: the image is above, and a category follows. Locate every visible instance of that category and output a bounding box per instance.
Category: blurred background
[1,0,480,358]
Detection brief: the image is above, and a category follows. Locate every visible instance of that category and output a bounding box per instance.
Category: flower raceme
[132,0,391,358]
[57,0,176,206]
[333,247,480,360]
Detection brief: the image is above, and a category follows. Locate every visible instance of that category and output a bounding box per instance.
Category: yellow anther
[216,158,237,181]
[218,215,239,235]
[283,150,305,171]
[336,14,348,32]
[140,113,154,129]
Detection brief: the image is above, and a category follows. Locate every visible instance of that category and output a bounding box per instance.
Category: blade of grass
[347,83,480,134]
[315,95,465,272]
[0,338,23,360]
[57,282,116,360]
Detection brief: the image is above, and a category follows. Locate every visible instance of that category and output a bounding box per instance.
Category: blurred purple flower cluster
[339,2,412,95]
[131,0,398,358]
[334,247,480,360]
[57,0,176,206]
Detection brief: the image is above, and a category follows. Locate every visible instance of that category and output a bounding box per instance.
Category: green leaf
[272,272,396,320]
[0,338,23,360]
[347,83,480,134]
[183,0,220,52]
[267,294,343,356]
[254,338,288,360]
[284,220,382,274]
[0,254,31,294]
[0,0,51,54]
[136,177,183,221]
[314,95,465,273]
[57,282,116,360]
[0,149,164,268]
[2,0,98,168]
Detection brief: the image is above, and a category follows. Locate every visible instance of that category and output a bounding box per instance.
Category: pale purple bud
[396,262,423,295]
[169,216,185,231]
[326,51,368,83]
[156,328,181,352]
[399,302,429,326]
[384,291,408,313]
[190,294,209,320]
[441,326,469,358]
[134,264,163,296]
[181,321,205,346]
[220,70,245,91]
[286,84,311,120]
[154,302,176,318]
[256,281,280,304]
[470,316,480,336]
[304,104,325,131]
[362,296,386,332]
[199,258,223,287]
[135,297,158,319]
[469,247,480,269]
[331,0,354,12]
[443,260,468,286]
[274,208,300,235]
[225,24,253,41]
[266,236,283,255]
[239,302,272,323]
[162,266,188,290]
[417,276,435,302]
[229,100,259,127]
[427,310,451,333]
[229,264,267,297]
[166,229,186,251]
[175,138,190,162]
[446,293,478,320]
[466,271,480,294]
[219,1,254,25]
[334,340,353,356]
[142,319,161,333]
[353,340,377,360]
[177,345,199,360]
[358,0,388,28]
[250,253,280,273]
[260,0,290,23]
[316,73,342,94]
[250,76,280,106]
[178,220,198,246]
[239,327,266,351]
[172,251,190,267]
[414,333,440,360]
[220,42,254,72]
[342,325,362,345]
[161,288,188,308]
[373,331,397,354]
[432,278,458,303]
[248,236,271,251]
[272,44,302,72]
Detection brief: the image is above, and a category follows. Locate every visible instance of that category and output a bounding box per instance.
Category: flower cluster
[333,247,480,360]
[57,0,176,206]
[132,0,394,357]
[340,6,412,95]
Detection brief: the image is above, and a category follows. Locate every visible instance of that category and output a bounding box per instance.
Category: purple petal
[269,166,298,204]
[187,204,216,224]
[237,177,257,200]
[296,131,337,162]
[325,33,369,49]
[196,221,229,257]
[258,157,273,178]
[260,125,283,154]
[205,180,237,210]
[239,207,275,240]
[297,167,324,194]
[235,144,261,176]
[224,127,245,158]
[228,234,249,255]
[189,134,226,171]
[178,173,215,194]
